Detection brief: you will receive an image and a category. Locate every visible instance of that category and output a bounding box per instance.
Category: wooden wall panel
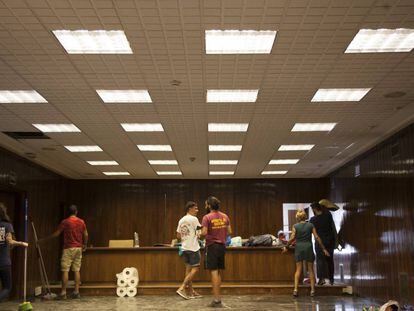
[330,123,414,304]
[0,147,67,295]
[67,179,328,248]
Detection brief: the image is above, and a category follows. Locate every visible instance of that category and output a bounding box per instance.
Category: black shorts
[182,250,201,267]
[205,243,226,270]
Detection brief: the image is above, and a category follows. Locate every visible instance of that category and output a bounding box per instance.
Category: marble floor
[2,295,379,310]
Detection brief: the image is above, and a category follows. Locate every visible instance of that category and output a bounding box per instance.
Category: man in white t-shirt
[176,201,202,300]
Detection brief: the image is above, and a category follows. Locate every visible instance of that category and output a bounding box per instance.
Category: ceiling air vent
[3,131,50,140]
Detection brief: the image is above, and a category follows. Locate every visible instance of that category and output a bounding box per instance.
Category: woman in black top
[0,203,28,302]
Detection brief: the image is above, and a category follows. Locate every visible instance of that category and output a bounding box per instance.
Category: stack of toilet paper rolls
[116,267,139,297]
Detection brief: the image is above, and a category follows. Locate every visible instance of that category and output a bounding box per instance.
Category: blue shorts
[182,250,201,267]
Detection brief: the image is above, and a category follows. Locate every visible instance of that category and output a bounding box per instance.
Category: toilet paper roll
[117,276,127,287]
[116,287,127,297]
[122,267,138,278]
[126,276,139,288]
[126,286,137,297]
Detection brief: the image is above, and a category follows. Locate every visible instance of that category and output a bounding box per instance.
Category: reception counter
[81,246,295,283]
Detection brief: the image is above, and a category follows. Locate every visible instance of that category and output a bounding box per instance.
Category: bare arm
[82,228,89,251]
[282,226,296,253]
[200,226,207,239]
[6,233,28,248]
[312,227,330,256]
[227,224,232,236]
[39,228,62,244]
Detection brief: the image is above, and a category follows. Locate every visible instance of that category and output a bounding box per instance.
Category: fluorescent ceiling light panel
[269,159,299,165]
[87,161,119,166]
[209,145,242,152]
[262,171,288,175]
[278,145,314,151]
[137,145,172,152]
[345,28,414,53]
[53,30,133,54]
[103,172,130,176]
[208,123,249,132]
[209,171,235,176]
[205,30,277,54]
[209,160,238,165]
[0,90,47,103]
[97,90,152,103]
[207,90,258,103]
[32,123,81,133]
[292,123,337,132]
[156,171,182,175]
[311,88,371,102]
[64,145,103,152]
[149,160,178,165]
[121,123,164,132]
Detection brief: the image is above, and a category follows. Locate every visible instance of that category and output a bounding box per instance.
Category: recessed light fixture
[269,159,299,165]
[311,88,371,102]
[32,124,81,133]
[261,171,288,175]
[156,171,182,175]
[65,145,103,152]
[87,161,119,166]
[137,145,172,152]
[291,123,337,132]
[205,30,277,54]
[209,145,242,152]
[345,28,414,53]
[121,123,164,132]
[209,171,235,175]
[208,123,249,132]
[149,160,178,165]
[0,90,48,103]
[103,172,130,176]
[97,90,152,103]
[52,30,133,54]
[209,160,238,165]
[278,145,314,151]
[206,90,258,103]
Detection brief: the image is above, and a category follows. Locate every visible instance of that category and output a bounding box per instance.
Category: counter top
[86,246,291,251]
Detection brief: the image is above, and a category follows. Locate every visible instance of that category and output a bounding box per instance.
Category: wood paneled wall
[0,147,67,295]
[67,179,328,247]
[330,123,414,304]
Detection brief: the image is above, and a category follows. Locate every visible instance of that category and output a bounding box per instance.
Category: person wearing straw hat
[0,203,28,303]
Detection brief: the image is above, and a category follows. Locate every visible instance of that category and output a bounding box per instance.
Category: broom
[18,198,33,311]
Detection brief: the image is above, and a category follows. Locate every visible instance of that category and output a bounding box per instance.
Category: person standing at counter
[40,204,88,299]
[283,209,329,297]
[0,203,28,302]
[176,201,202,300]
[201,196,232,308]
[310,202,337,285]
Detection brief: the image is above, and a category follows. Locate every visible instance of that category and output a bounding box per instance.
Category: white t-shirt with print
[176,214,201,252]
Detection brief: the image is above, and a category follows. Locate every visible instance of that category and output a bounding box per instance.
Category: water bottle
[134,232,140,247]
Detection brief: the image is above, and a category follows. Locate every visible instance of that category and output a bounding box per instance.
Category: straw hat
[319,199,339,211]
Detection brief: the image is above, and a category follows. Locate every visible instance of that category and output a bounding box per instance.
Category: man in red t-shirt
[201,196,231,308]
[40,205,88,299]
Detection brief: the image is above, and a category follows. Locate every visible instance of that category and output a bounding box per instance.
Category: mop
[31,222,57,300]
[18,198,33,311]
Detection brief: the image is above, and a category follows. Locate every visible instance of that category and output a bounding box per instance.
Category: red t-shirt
[58,216,86,249]
[201,211,230,246]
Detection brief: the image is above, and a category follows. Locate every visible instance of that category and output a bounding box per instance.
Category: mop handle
[23,198,28,301]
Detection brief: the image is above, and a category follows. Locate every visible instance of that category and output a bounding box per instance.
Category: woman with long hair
[282,209,329,297]
[0,202,28,302]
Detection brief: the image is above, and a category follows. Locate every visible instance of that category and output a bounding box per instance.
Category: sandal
[293,290,298,297]
[310,290,315,297]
